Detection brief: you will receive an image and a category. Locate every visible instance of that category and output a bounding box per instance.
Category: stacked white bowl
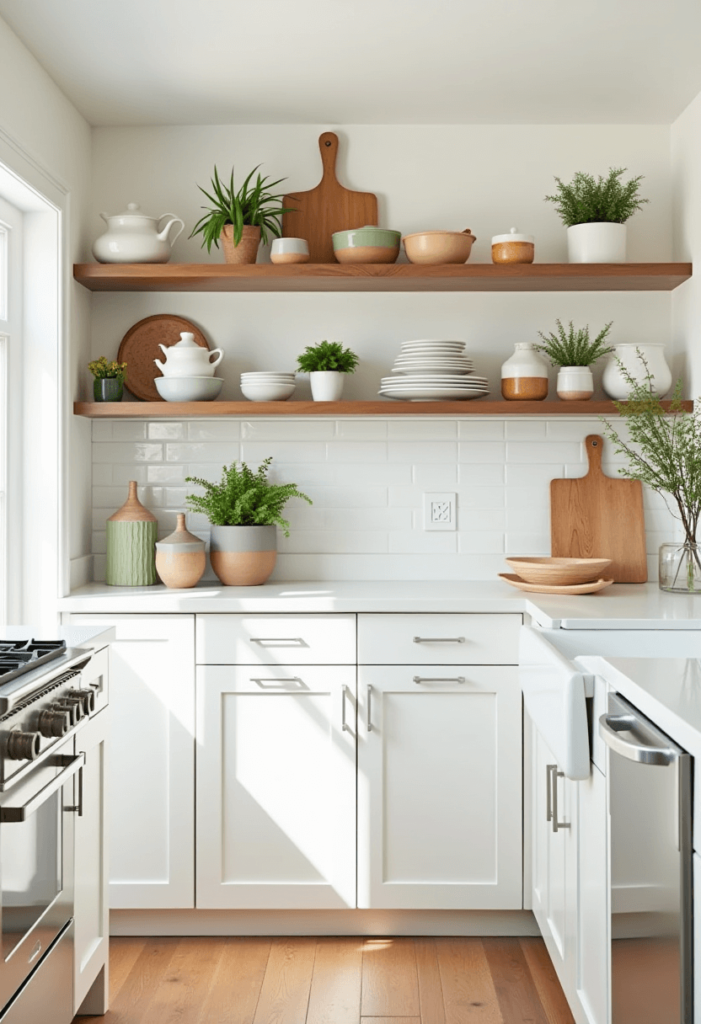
[379,339,489,401]
[240,371,296,402]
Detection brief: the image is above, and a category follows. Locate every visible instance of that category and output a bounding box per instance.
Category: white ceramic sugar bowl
[92,203,185,263]
[154,333,224,378]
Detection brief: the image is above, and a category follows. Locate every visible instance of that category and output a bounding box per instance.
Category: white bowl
[241,381,296,402]
[155,376,223,402]
[241,373,296,380]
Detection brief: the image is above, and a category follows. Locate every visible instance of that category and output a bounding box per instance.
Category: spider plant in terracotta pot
[189,165,295,265]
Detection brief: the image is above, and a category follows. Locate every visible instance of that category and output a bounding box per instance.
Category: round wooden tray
[499,573,614,595]
[117,314,210,402]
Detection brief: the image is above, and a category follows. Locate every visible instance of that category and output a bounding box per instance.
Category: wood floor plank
[195,937,272,1024]
[436,938,503,1024]
[306,938,363,1024]
[81,937,181,1024]
[252,937,317,1024]
[519,940,575,1024]
[415,938,447,1024]
[361,938,420,1017]
[107,937,148,1003]
[361,1018,421,1024]
[483,939,549,1024]
[145,937,226,1023]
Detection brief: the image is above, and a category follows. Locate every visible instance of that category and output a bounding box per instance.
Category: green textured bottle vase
[106,481,157,586]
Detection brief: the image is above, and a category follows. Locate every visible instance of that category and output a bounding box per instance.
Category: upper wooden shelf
[74,400,694,418]
[73,262,692,293]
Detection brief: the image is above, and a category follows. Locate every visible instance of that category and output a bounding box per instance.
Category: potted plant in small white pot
[545,167,648,263]
[296,340,359,401]
[535,319,613,401]
[185,458,312,586]
[189,165,295,265]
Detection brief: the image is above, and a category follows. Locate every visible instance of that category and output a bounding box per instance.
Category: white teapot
[92,203,185,264]
[154,333,224,378]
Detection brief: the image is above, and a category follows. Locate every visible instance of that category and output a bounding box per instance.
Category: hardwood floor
[77,936,575,1024]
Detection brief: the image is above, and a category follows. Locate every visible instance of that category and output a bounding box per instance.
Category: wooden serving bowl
[505,557,612,586]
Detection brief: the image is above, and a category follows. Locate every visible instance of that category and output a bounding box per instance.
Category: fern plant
[189,165,296,252]
[185,458,311,536]
[545,168,648,226]
[535,319,614,367]
[296,341,359,373]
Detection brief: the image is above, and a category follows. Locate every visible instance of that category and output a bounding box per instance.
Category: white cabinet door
[357,666,522,910]
[196,665,356,909]
[575,763,609,1024]
[68,614,195,909]
[73,707,108,1016]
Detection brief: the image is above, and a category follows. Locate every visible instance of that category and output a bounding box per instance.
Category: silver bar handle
[250,637,305,645]
[413,636,465,644]
[250,677,302,686]
[367,685,374,732]
[1,753,85,822]
[341,685,351,733]
[599,713,677,765]
[413,676,465,684]
[551,767,570,833]
[546,764,554,822]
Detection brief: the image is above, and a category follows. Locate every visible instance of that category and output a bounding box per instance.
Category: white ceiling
[2,0,700,127]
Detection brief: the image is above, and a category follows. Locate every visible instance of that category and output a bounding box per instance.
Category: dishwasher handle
[599,712,678,766]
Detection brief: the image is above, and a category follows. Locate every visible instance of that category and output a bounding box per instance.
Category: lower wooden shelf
[73,399,694,418]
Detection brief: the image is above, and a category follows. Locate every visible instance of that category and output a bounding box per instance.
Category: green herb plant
[189,165,296,252]
[602,357,701,589]
[545,167,648,226]
[88,356,127,382]
[185,457,311,537]
[296,341,359,374]
[535,319,613,367]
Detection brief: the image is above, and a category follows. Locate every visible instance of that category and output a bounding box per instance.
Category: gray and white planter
[310,371,345,401]
[567,223,626,263]
[209,524,277,586]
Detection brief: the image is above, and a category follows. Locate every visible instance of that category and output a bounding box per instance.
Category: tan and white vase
[220,224,261,265]
[557,366,594,401]
[209,524,277,586]
[155,514,206,589]
[106,481,157,586]
[501,343,549,401]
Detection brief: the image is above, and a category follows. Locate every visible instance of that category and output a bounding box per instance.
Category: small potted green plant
[535,319,613,401]
[296,340,360,401]
[185,457,312,586]
[189,165,295,265]
[545,167,648,263]
[88,356,128,402]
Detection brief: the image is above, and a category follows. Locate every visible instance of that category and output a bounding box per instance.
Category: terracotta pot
[155,514,206,589]
[220,224,261,265]
[209,524,277,586]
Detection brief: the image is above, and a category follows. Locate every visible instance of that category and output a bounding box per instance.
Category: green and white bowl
[332,226,401,264]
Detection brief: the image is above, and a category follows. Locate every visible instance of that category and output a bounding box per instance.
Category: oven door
[0,738,82,1014]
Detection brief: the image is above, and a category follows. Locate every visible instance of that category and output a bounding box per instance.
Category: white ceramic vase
[602,344,672,400]
[310,371,345,401]
[557,366,594,401]
[567,223,626,264]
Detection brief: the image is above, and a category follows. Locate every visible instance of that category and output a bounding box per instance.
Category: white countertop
[59,580,701,629]
[2,624,115,648]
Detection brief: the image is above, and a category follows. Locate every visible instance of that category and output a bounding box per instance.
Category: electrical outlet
[423,492,456,531]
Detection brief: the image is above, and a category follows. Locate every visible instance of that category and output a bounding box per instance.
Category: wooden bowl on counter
[505,556,612,586]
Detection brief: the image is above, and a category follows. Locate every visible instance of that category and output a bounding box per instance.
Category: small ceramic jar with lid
[491,227,535,264]
[501,343,549,401]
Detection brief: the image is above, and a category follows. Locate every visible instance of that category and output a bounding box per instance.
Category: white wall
[672,90,701,396]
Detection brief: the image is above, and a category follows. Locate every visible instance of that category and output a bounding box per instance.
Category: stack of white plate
[240,371,296,402]
[380,339,489,401]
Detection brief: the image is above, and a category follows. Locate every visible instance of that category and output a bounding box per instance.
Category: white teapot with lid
[154,333,224,378]
[92,202,185,263]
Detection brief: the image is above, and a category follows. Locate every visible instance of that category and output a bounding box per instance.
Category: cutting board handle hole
[324,140,331,147]
[591,439,599,446]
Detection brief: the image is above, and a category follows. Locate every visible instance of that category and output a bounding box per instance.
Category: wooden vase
[155,514,206,589]
[220,224,261,265]
[106,481,157,586]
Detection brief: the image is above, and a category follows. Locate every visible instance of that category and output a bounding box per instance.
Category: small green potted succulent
[185,457,312,586]
[545,167,648,263]
[296,340,360,401]
[189,165,295,265]
[88,356,128,402]
[535,319,613,401]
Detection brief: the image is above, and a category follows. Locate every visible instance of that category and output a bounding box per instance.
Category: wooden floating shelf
[73,262,692,293]
[74,400,694,418]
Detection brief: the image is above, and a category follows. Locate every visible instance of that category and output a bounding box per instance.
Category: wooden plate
[117,314,210,402]
[499,573,615,595]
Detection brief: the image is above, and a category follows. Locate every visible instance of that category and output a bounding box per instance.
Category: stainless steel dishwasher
[600,693,693,1024]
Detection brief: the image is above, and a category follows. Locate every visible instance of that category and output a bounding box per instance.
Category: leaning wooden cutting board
[282,132,378,262]
[550,434,647,583]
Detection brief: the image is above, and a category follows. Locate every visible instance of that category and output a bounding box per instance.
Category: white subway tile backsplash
[187,421,241,441]
[92,443,163,463]
[91,421,113,441]
[338,463,411,485]
[92,464,112,486]
[148,422,185,440]
[305,486,388,508]
[457,487,505,510]
[506,507,550,534]
[505,532,551,555]
[325,441,387,463]
[459,509,506,532]
[91,531,106,554]
[504,421,547,440]
[506,464,565,485]
[507,441,583,464]
[388,420,457,440]
[389,531,457,554]
[111,465,149,485]
[457,532,504,554]
[388,486,421,508]
[168,442,240,463]
[111,422,148,441]
[335,420,388,440]
[93,486,133,508]
[280,531,389,554]
[457,464,504,485]
[458,442,506,464]
[458,421,505,440]
[325,507,412,531]
[388,441,457,463]
[147,465,187,483]
[413,464,458,487]
[545,419,602,440]
[242,420,335,441]
[505,486,548,509]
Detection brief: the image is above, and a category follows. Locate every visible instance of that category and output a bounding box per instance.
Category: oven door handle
[599,713,677,766]
[0,753,85,822]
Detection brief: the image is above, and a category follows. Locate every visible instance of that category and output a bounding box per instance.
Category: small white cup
[271,237,310,265]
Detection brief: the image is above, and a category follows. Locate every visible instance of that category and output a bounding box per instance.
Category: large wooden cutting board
[550,434,647,583]
[282,132,378,263]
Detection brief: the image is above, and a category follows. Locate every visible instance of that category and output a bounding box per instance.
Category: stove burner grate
[0,640,68,685]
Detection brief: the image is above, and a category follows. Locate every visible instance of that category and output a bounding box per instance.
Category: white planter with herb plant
[602,343,672,400]
[190,165,294,265]
[296,341,360,401]
[602,363,701,593]
[545,167,648,263]
[535,319,613,401]
[185,458,311,586]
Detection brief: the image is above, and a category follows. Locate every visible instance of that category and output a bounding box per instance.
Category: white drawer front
[358,614,521,665]
[196,614,356,665]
